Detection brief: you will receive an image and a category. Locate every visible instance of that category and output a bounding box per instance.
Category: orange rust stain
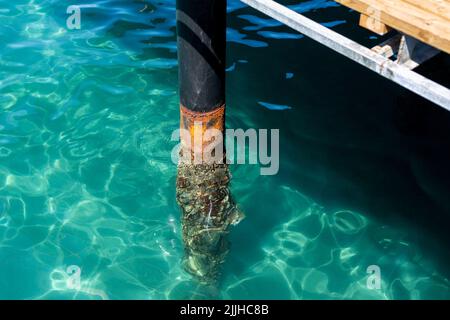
[180,103,224,138]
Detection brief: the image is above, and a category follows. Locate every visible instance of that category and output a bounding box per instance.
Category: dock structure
[241,0,450,110]
[336,0,450,52]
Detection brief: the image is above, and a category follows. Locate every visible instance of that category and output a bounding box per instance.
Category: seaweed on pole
[176,162,243,283]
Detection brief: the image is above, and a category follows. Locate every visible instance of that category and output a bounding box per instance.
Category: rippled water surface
[1,0,450,299]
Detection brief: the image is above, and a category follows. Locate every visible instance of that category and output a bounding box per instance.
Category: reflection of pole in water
[175,0,242,283]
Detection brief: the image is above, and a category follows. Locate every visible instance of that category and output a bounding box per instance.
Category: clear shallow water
[1,0,450,299]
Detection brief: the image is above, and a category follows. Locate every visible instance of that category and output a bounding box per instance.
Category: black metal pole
[175,0,242,284]
[177,0,226,112]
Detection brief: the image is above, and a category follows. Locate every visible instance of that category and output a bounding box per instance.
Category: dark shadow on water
[225,3,450,282]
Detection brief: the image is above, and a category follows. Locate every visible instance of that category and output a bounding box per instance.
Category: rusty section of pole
[175,0,242,284]
[180,104,225,149]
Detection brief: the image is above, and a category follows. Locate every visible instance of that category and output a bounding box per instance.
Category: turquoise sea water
[1,0,450,299]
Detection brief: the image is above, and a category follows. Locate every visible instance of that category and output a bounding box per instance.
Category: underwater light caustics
[175,0,243,283]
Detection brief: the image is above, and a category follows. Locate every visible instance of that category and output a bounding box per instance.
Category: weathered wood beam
[359,13,391,35]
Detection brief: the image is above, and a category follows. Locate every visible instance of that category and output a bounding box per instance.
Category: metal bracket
[396,35,440,69]
[371,34,441,69]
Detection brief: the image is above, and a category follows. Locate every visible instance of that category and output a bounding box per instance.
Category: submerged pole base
[176,163,243,284]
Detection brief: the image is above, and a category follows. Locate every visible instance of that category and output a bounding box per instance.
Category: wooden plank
[402,0,450,21]
[335,0,450,54]
[359,13,391,35]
